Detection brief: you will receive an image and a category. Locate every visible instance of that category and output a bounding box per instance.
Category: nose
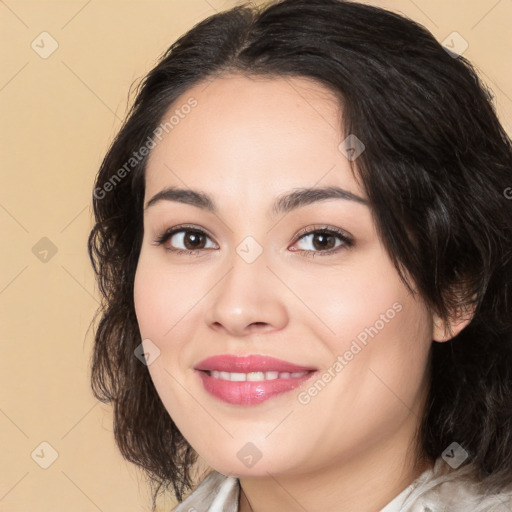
[204,249,289,337]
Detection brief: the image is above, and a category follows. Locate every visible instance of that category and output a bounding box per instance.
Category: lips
[194,354,318,406]
[194,354,317,373]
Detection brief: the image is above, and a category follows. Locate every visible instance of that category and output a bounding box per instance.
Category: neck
[238,424,433,512]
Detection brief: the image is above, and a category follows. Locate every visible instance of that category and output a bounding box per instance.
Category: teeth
[208,370,309,381]
[247,372,265,381]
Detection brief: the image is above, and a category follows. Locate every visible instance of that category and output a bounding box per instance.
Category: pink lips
[194,354,317,406]
[195,354,317,373]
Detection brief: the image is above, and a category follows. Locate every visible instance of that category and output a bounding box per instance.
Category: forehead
[144,74,365,207]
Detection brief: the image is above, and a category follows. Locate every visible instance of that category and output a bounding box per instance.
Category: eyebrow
[144,185,369,216]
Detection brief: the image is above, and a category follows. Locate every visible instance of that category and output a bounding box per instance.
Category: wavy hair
[87,0,512,508]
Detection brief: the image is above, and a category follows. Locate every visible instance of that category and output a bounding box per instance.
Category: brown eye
[311,232,337,250]
[291,227,354,256]
[154,227,218,254]
[179,231,207,250]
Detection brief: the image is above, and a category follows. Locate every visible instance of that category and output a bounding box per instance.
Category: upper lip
[194,355,317,373]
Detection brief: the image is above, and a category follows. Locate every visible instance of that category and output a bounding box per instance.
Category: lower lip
[196,370,317,406]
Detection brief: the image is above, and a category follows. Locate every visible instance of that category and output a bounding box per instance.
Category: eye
[153,224,354,257]
[290,226,354,257]
[153,225,218,255]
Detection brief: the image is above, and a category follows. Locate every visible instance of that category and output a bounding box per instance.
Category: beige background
[1,0,511,511]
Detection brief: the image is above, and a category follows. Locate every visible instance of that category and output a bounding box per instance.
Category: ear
[432,297,476,342]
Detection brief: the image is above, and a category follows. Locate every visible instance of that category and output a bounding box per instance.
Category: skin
[133,74,471,512]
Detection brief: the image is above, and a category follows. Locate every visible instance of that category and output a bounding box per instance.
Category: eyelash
[153,224,354,258]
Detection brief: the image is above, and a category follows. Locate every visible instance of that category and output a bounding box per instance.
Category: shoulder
[395,458,512,512]
[170,469,240,512]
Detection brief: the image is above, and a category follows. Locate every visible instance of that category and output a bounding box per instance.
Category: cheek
[133,259,161,338]
[286,245,411,345]
[133,250,211,397]
[133,255,198,415]
[133,252,196,339]
[292,280,431,463]
[295,244,432,402]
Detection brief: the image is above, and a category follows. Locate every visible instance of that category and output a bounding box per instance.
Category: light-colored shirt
[171,457,512,511]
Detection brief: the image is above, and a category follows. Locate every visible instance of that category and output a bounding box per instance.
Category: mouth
[194,354,317,374]
[193,354,318,406]
[200,369,313,381]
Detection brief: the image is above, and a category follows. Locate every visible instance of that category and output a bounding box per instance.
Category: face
[134,74,434,478]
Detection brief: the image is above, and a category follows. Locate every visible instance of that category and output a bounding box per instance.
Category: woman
[87,0,512,510]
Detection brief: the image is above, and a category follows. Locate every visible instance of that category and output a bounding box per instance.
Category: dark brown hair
[88,0,512,508]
